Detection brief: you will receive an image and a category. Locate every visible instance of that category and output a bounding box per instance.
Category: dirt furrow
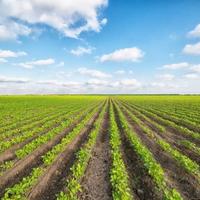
[121,107,200,200]
[121,103,200,165]
[113,103,162,200]
[123,102,200,147]
[28,109,101,200]
[0,113,87,197]
[0,126,56,164]
[78,106,112,200]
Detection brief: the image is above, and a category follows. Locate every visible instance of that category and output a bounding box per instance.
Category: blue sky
[0,0,200,94]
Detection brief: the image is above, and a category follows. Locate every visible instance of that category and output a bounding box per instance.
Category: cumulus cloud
[0,0,108,40]
[0,50,27,58]
[183,42,200,55]
[0,20,32,41]
[188,24,200,38]
[70,46,93,56]
[162,62,190,70]
[17,58,55,69]
[78,67,111,78]
[100,47,144,62]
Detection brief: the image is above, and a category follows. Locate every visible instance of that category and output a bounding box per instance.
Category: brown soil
[0,112,88,197]
[113,103,163,200]
[0,115,73,164]
[124,102,200,147]
[1,111,60,142]
[27,109,100,200]
[78,106,112,200]
[0,129,50,164]
[27,101,108,199]
[122,101,200,133]
[122,103,200,165]
[121,106,200,200]
[0,107,68,139]
[149,110,200,133]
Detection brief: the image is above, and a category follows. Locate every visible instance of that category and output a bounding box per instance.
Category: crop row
[0,103,92,154]
[0,101,96,141]
[2,102,104,200]
[146,107,200,132]
[118,102,200,179]
[0,104,69,134]
[114,102,183,200]
[108,103,133,200]
[56,102,107,199]
[119,101,200,156]
[0,106,82,152]
[123,101,200,140]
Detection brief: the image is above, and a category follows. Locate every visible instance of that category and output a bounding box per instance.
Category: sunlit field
[0,95,199,200]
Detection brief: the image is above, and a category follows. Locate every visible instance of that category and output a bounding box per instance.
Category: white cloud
[111,79,142,89]
[100,47,144,62]
[86,79,108,86]
[183,42,200,55]
[150,82,178,89]
[85,78,142,90]
[115,70,126,75]
[162,62,190,70]
[190,64,200,73]
[18,58,55,69]
[0,20,32,41]
[157,74,175,81]
[70,46,93,56]
[0,50,27,58]
[0,75,29,83]
[183,73,199,79]
[120,79,141,88]
[188,24,200,38]
[1,74,199,94]
[0,58,8,63]
[61,81,81,88]
[56,71,71,79]
[37,80,80,88]
[101,18,108,25]
[37,80,60,85]
[0,0,108,40]
[78,67,111,78]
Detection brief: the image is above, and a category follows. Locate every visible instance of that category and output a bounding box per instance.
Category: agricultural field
[0,95,199,200]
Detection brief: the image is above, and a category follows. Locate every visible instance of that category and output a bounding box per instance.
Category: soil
[122,103,200,165]
[79,106,112,200]
[113,103,163,200]
[26,103,107,200]
[0,115,75,164]
[0,112,88,197]
[120,105,200,200]
[124,102,200,147]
